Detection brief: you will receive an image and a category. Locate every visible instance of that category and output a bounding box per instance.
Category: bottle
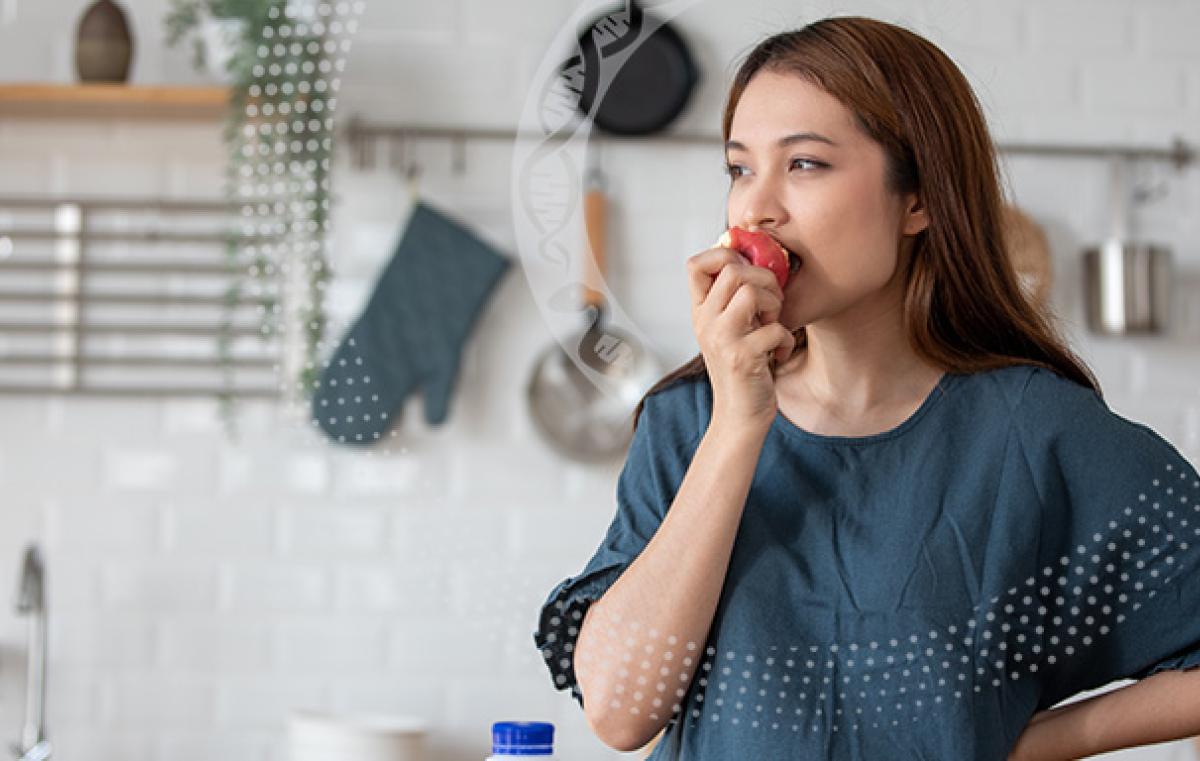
[485,721,555,759]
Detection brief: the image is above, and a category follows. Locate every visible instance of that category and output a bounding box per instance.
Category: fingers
[705,271,782,330]
[744,321,798,364]
[687,247,741,308]
[710,313,795,375]
[687,246,782,310]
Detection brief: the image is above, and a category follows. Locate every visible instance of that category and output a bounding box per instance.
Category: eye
[722,158,827,181]
[790,158,826,171]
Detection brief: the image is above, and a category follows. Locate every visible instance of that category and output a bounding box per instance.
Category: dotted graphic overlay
[222,0,362,420]
[536,461,1200,736]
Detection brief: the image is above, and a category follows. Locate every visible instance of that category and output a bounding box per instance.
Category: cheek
[799,194,897,283]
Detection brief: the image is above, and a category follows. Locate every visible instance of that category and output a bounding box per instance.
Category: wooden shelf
[0,83,230,120]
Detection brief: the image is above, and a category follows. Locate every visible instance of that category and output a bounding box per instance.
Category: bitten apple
[714,226,800,290]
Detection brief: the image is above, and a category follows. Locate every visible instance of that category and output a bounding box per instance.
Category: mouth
[769,236,803,276]
[786,247,803,274]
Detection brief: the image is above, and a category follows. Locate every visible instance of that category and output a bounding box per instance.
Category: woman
[534,16,1200,760]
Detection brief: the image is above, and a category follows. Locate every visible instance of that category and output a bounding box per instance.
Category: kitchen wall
[1,0,1199,759]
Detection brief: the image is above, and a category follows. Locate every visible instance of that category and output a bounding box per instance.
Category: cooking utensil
[567,0,699,138]
[1083,157,1173,335]
[526,160,664,462]
[527,0,696,460]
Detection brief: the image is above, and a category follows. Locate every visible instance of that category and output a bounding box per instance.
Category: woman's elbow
[584,703,657,753]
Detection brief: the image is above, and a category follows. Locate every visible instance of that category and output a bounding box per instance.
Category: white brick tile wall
[332,563,453,616]
[354,0,457,45]
[220,561,329,613]
[328,673,449,724]
[100,444,218,494]
[1028,3,1134,55]
[159,619,273,673]
[2,1,1200,759]
[47,731,152,761]
[43,670,102,727]
[49,612,157,669]
[215,678,328,728]
[387,616,506,677]
[101,675,218,726]
[277,501,389,556]
[164,498,277,556]
[1137,5,1200,58]
[960,53,1081,112]
[219,448,332,496]
[1082,61,1188,113]
[44,496,162,553]
[917,4,1027,55]
[329,440,456,496]
[275,619,389,671]
[459,0,575,49]
[41,550,103,608]
[101,559,221,612]
[156,731,274,761]
[0,437,102,499]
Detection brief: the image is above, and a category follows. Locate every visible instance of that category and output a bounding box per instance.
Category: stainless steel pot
[1083,241,1172,335]
[1082,157,1174,335]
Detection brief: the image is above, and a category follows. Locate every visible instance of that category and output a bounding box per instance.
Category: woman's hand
[687,245,795,434]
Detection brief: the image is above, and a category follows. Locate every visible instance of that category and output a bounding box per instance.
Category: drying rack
[0,195,285,398]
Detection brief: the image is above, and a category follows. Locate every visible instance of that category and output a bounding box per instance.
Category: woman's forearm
[574,418,769,752]
[1011,668,1200,760]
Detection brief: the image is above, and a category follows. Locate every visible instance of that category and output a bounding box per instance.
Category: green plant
[165,0,341,439]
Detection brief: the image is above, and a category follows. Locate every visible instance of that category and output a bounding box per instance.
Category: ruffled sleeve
[1014,367,1200,710]
[532,382,703,709]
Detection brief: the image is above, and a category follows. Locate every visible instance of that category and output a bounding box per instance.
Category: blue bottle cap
[491,721,554,755]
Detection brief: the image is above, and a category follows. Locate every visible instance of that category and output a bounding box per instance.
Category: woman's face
[725,70,927,331]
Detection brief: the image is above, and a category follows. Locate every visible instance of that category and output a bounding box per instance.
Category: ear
[901,193,929,236]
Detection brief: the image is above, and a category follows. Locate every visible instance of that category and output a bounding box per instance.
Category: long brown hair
[631,15,1099,432]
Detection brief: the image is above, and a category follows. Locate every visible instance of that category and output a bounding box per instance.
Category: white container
[288,710,428,761]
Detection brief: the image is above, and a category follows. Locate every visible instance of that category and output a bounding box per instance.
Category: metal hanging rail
[340,116,1196,171]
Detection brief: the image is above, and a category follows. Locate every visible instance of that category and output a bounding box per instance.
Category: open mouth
[785,248,803,274]
[769,237,802,275]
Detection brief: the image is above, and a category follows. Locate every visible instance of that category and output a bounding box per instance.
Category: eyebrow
[725,132,838,152]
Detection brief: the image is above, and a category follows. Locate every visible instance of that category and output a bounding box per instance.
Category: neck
[777,288,939,412]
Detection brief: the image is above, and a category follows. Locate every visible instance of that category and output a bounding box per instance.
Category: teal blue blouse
[534,365,1200,759]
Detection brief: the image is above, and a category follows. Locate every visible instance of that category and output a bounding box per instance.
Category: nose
[731,176,788,231]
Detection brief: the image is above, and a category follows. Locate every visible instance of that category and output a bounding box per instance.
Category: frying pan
[570,0,699,137]
[525,1,699,460]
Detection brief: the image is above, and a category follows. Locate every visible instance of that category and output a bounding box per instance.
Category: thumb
[422,353,464,426]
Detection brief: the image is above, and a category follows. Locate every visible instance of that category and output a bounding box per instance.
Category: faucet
[10,544,51,761]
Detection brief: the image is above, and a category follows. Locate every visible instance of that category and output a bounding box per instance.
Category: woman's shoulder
[1011,363,1103,419]
[1005,363,1171,459]
[951,362,1094,416]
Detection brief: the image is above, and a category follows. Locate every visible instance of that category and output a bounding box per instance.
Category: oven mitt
[310,199,512,445]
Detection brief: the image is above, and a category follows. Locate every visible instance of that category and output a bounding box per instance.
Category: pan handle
[581,167,607,311]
